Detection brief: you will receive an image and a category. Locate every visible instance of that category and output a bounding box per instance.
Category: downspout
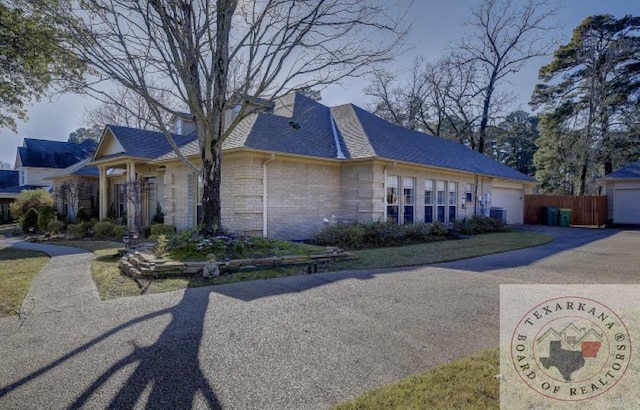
[263,153,276,237]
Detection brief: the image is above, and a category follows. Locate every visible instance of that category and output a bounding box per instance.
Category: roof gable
[94,126,196,161]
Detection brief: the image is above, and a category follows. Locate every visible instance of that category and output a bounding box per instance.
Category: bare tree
[82,85,178,130]
[0,160,12,170]
[39,0,407,233]
[57,176,85,221]
[455,0,558,153]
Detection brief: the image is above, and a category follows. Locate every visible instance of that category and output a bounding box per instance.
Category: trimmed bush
[94,221,115,239]
[453,216,507,235]
[76,207,89,222]
[22,208,40,233]
[47,220,65,235]
[311,222,449,250]
[67,223,88,238]
[38,206,57,230]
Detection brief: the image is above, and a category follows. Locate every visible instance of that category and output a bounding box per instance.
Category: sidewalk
[2,239,100,316]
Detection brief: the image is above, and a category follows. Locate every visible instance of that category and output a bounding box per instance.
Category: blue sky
[1,0,637,166]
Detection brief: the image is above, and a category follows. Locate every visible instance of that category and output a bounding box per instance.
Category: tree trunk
[201,152,222,234]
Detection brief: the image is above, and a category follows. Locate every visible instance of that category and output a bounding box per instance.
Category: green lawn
[328,231,552,271]
[53,230,552,301]
[0,246,49,317]
[334,348,499,410]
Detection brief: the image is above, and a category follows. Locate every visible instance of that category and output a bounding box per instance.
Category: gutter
[263,153,276,237]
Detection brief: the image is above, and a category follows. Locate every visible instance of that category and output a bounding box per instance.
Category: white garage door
[614,189,640,224]
[491,188,524,224]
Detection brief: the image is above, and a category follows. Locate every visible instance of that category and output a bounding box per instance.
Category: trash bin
[544,206,559,226]
[559,208,572,227]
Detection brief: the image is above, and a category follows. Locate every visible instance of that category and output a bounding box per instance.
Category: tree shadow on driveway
[0,288,220,409]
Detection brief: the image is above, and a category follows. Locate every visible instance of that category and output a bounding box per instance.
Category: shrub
[141,226,151,238]
[47,220,65,235]
[22,208,40,233]
[67,223,88,238]
[9,189,54,220]
[453,216,507,235]
[38,206,57,230]
[155,234,169,258]
[112,225,127,239]
[311,221,449,250]
[76,207,89,222]
[94,221,115,239]
[150,224,175,237]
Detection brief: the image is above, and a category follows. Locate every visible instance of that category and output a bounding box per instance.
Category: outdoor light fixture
[123,236,130,250]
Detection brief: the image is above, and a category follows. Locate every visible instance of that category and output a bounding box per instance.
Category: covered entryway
[491,186,524,224]
[613,189,640,224]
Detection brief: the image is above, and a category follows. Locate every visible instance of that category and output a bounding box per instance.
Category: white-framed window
[465,183,474,203]
[424,180,434,223]
[386,175,399,223]
[403,177,415,224]
[448,181,458,221]
[436,181,446,222]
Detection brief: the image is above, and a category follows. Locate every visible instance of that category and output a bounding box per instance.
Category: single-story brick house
[90,92,536,239]
[602,160,640,224]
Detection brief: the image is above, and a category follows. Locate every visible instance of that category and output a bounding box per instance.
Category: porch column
[127,161,136,231]
[99,166,108,220]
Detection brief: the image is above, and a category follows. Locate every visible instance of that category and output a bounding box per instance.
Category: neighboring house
[602,160,640,224]
[90,92,536,240]
[0,138,98,221]
[0,170,19,222]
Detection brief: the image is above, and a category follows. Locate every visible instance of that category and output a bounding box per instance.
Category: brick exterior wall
[159,153,530,239]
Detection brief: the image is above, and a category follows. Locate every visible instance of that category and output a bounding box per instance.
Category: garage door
[614,189,640,224]
[491,188,524,224]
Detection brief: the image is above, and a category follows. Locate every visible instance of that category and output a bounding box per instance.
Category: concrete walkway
[1,228,639,409]
[1,239,100,316]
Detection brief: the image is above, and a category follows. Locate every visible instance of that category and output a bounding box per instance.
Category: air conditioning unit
[490,207,507,222]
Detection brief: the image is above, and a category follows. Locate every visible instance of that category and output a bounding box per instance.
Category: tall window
[424,180,434,223]
[436,181,446,222]
[448,182,458,221]
[403,178,415,224]
[114,184,127,218]
[386,175,399,223]
[196,176,203,225]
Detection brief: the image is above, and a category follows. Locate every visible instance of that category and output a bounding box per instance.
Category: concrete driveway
[1,227,639,409]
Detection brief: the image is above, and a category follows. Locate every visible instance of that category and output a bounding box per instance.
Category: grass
[0,246,49,317]
[329,231,552,271]
[334,348,499,410]
[52,230,552,301]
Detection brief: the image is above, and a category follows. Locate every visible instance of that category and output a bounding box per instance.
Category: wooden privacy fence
[524,195,608,226]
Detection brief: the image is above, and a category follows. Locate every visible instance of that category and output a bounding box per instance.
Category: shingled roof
[603,160,640,179]
[0,170,19,189]
[334,104,536,182]
[148,92,535,183]
[18,138,97,169]
[105,126,196,159]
